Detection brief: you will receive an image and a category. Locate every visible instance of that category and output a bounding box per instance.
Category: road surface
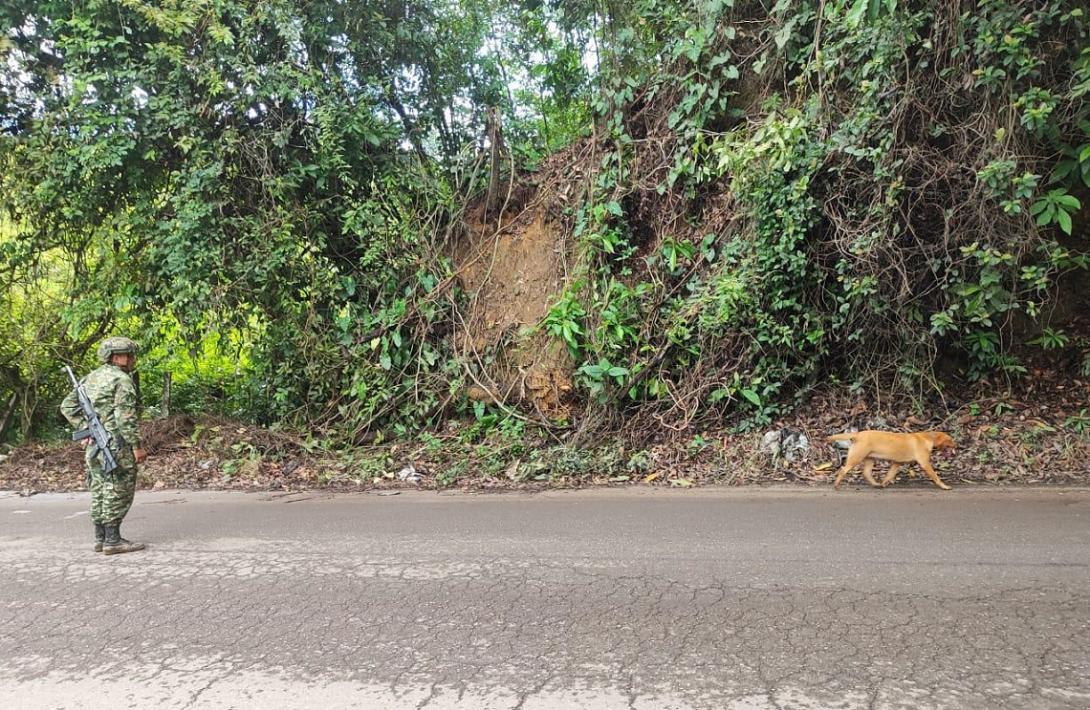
[1,487,1088,709]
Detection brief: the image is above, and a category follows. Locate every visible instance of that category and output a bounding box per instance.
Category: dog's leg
[861,459,880,487]
[918,459,951,491]
[880,463,902,487]
[833,449,867,490]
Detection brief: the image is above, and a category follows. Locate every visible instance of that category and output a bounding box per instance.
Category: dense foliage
[559,0,1090,437]
[2,0,1088,444]
[1,0,593,440]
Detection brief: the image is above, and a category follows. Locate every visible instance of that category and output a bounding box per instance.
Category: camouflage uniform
[60,337,144,553]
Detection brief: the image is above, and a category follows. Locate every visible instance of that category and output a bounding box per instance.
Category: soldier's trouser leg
[87,457,118,552]
[99,467,137,525]
[87,457,106,524]
[87,445,137,525]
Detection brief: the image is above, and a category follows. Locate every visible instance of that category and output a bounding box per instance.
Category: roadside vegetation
[2,1,1089,489]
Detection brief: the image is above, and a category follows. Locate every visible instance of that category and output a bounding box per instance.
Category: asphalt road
[1,487,1088,709]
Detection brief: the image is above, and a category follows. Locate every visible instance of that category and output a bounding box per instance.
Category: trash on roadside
[396,465,421,484]
[760,429,810,462]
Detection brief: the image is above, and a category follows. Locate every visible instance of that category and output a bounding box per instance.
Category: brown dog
[826,431,956,490]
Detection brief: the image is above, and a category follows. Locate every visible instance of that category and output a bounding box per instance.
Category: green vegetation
[2,1,1088,447]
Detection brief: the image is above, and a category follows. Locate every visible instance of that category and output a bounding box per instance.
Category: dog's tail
[826,432,857,443]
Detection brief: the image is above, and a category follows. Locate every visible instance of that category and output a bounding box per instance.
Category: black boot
[93,523,105,553]
[102,524,145,555]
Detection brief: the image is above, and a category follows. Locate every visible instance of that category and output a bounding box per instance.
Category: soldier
[60,337,147,555]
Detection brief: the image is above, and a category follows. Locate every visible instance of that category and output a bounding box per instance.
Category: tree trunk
[162,372,172,418]
[485,106,506,219]
[0,392,15,443]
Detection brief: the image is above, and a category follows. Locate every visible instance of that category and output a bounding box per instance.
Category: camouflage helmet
[97,336,139,363]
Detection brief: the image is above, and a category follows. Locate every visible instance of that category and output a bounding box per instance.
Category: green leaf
[1052,160,1076,182]
[1056,209,1073,234]
[774,15,799,49]
[1055,194,1081,210]
[846,0,869,27]
[741,389,761,406]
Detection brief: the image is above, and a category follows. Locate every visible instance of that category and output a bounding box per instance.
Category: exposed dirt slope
[451,149,593,421]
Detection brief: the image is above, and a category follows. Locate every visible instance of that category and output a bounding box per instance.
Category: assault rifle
[64,365,119,475]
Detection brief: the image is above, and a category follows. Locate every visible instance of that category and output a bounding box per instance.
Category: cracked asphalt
[1,487,1088,709]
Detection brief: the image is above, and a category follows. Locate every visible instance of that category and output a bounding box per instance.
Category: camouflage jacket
[60,364,141,450]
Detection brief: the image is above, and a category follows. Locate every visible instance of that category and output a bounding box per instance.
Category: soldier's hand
[79,438,91,448]
[134,448,147,463]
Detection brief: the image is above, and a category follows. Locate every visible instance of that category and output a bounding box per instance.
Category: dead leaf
[643,472,661,483]
[1030,419,1056,432]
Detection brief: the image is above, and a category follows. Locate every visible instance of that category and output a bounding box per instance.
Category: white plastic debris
[396,465,421,484]
[760,429,811,462]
